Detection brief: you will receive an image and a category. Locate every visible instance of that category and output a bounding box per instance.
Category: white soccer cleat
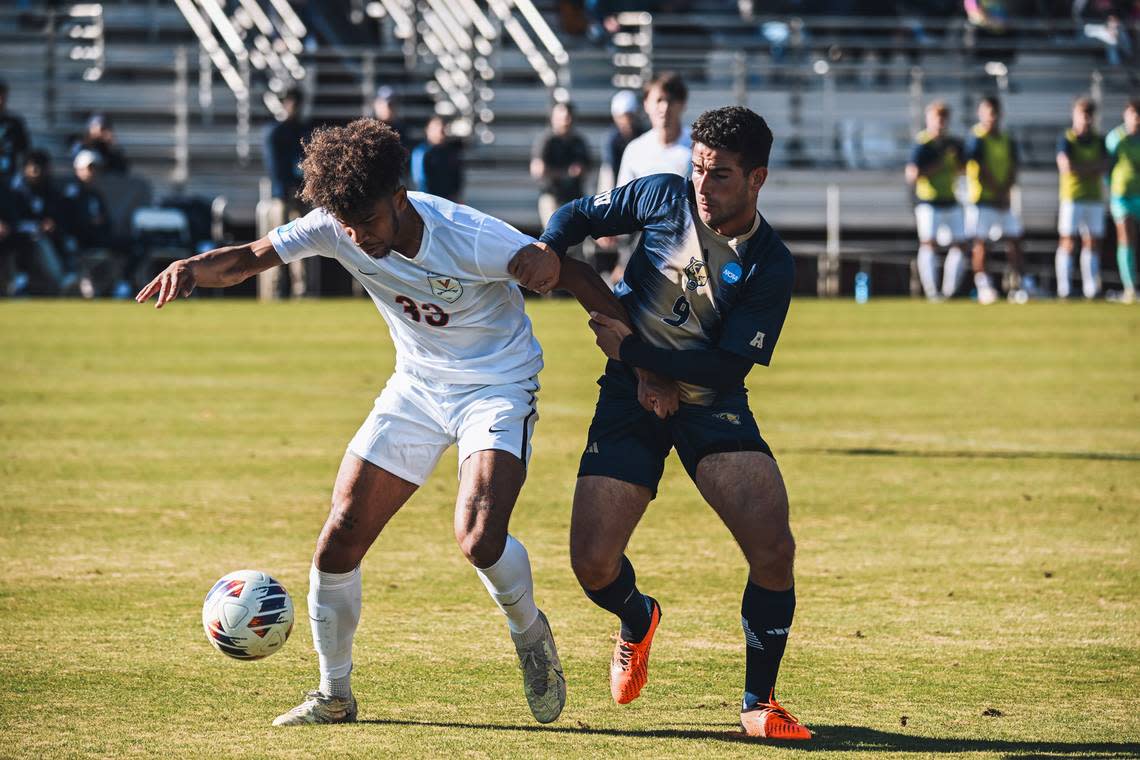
[272,690,357,726]
[512,610,566,724]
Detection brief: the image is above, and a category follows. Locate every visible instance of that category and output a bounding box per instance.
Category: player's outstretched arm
[135,237,282,308]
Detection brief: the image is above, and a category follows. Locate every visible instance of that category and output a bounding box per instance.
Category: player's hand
[136,259,197,308]
[588,310,632,360]
[509,242,561,294]
[636,368,679,419]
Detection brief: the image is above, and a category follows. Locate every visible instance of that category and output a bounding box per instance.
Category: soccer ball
[202,570,294,660]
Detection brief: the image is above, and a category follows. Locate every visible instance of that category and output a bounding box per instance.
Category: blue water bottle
[854,271,870,304]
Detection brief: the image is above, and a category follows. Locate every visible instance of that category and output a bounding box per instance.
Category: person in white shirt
[615,71,692,187]
[606,72,692,283]
[135,119,644,728]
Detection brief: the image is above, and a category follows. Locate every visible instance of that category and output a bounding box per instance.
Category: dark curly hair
[299,118,408,222]
[690,106,773,171]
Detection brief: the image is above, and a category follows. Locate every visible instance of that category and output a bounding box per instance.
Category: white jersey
[616,128,693,186]
[268,193,543,385]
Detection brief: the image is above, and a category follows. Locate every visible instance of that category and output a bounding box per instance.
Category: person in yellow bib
[1106,98,1140,303]
[906,101,968,300]
[965,96,1025,304]
[1055,96,1108,299]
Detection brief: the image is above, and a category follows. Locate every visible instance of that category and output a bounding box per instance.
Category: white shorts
[1057,200,1106,239]
[347,372,540,485]
[914,204,965,246]
[966,205,1023,241]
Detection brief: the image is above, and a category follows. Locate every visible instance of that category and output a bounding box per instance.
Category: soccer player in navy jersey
[532,106,811,740]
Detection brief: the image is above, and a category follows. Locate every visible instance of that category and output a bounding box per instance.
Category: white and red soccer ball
[202,570,294,660]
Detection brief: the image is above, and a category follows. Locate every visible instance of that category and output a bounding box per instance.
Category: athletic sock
[917,244,938,297]
[475,534,540,635]
[1118,243,1136,292]
[308,564,362,698]
[942,246,964,297]
[741,581,796,711]
[1055,247,1072,298]
[974,271,994,290]
[1079,247,1100,298]
[582,555,653,643]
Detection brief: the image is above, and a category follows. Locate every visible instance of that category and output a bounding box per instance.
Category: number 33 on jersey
[268,193,544,386]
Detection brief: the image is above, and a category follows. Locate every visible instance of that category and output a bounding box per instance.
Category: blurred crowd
[0,78,217,298]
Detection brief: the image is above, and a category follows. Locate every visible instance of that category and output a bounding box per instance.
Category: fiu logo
[683,257,708,291]
[713,412,742,426]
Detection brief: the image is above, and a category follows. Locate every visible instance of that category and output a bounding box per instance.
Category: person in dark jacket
[410,116,464,202]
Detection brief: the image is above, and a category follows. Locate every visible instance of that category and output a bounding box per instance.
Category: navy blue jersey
[541,173,794,404]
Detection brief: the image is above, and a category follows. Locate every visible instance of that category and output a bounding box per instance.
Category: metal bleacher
[3,1,1135,294]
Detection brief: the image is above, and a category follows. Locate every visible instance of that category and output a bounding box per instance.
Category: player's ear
[750,166,768,193]
[392,186,408,211]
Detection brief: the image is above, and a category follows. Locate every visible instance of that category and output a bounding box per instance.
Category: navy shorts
[577,361,773,496]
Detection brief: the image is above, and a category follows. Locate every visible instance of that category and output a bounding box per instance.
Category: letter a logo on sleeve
[750,331,765,349]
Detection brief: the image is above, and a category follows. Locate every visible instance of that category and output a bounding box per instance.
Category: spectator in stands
[71,113,129,175]
[1055,96,1108,300]
[411,115,464,202]
[599,90,646,194]
[1106,98,1140,303]
[62,149,114,298]
[9,149,75,294]
[906,100,968,300]
[530,101,593,226]
[0,181,23,294]
[965,95,1025,304]
[262,88,315,298]
[373,86,413,152]
[594,90,648,281]
[616,72,691,187]
[0,79,30,186]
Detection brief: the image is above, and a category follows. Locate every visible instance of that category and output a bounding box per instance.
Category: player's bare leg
[274,454,418,726]
[695,451,810,740]
[1080,231,1101,299]
[1006,238,1026,300]
[457,449,566,723]
[972,238,997,304]
[571,476,662,704]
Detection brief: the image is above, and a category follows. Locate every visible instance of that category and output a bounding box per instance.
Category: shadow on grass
[356,719,1140,755]
[799,447,1140,463]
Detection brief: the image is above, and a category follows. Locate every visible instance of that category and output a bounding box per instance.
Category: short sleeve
[472,215,537,282]
[268,207,340,263]
[1056,132,1072,157]
[908,141,926,167]
[964,134,982,163]
[718,248,795,366]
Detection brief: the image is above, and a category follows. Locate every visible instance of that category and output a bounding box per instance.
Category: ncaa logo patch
[713,412,742,425]
[426,273,463,303]
[721,261,742,285]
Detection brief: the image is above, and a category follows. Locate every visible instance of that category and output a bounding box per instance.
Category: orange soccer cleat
[609,599,661,704]
[739,691,813,740]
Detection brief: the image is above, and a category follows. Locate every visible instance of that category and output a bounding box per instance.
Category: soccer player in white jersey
[135,119,597,726]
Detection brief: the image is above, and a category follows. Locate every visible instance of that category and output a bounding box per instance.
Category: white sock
[1080,248,1100,299]
[917,244,939,297]
[942,246,964,297]
[476,534,540,635]
[1056,247,1072,298]
[975,271,993,290]
[308,564,362,698]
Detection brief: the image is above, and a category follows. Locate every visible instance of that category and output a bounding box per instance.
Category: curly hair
[299,118,408,222]
[690,106,773,171]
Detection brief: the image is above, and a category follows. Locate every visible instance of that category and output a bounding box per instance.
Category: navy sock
[582,555,653,643]
[741,581,796,710]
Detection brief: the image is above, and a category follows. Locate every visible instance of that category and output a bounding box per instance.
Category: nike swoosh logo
[488,427,508,434]
[356,268,380,275]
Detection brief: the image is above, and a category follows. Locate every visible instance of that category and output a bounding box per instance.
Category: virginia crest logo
[426,273,463,303]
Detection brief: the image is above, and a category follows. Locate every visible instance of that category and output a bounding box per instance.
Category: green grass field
[1,298,1138,759]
